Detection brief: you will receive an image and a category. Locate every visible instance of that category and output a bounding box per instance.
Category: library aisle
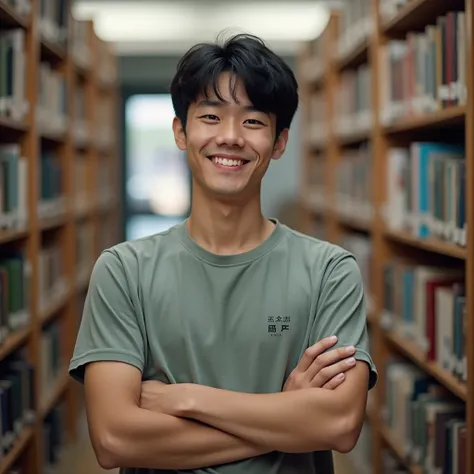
[299,0,473,473]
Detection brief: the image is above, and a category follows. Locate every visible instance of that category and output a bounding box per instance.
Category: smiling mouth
[208,156,250,168]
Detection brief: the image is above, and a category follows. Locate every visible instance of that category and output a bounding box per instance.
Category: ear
[173,117,187,151]
[271,128,289,161]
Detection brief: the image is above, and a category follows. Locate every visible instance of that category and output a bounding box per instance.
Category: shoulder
[281,225,359,282]
[100,223,183,268]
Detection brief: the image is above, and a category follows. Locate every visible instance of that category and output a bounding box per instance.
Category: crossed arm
[85,344,369,470]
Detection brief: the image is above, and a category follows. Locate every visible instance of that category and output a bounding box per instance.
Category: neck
[186,184,275,255]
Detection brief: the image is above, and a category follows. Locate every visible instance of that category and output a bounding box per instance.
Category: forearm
[182,385,352,453]
[97,405,270,470]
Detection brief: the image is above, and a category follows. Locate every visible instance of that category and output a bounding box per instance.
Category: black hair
[170,32,299,138]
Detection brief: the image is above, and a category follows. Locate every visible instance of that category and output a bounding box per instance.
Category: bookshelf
[299,0,473,473]
[0,0,120,472]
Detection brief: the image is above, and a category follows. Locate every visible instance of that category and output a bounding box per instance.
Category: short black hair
[170,32,299,138]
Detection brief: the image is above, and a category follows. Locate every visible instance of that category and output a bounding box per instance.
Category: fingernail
[346,346,355,353]
[346,357,356,366]
[330,336,338,342]
[338,373,345,380]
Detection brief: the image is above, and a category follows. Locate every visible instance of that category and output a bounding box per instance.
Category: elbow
[92,430,123,470]
[333,414,363,454]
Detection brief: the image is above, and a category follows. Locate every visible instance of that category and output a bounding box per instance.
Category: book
[0,144,28,231]
[381,259,466,382]
[383,142,466,247]
[0,349,36,454]
[335,142,373,222]
[379,10,467,124]
[0,28,28,122]
[383,359,466,473]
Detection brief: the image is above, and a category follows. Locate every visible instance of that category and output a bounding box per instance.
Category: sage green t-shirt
[69,219,377,474]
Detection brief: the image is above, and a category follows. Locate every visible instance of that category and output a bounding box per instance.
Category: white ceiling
[73,0,340,56]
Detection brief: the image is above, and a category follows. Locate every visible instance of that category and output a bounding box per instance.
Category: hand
[283,336,356,392]
[140,380,190,416]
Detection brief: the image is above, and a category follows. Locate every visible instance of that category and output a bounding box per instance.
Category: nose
[215,120,245,148]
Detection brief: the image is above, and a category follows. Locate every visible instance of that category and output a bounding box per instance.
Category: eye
[245,119,265,126]
[199,114,219,121]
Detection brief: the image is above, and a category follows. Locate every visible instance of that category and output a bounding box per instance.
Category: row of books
[0,253,31,342]
[0,28,28,122]
[43,401,67,472]
[336,0,373,60]
[95,97,116,151]
[380,10,467,125]
[383,142,466,247]
[0,144,28,231]
[0,350,36,457]
[40,321,64,403]
[38,0,69,47]
[76,220,95,283]
[335,143,373,223]
[71,17,91,71]
[381,259,466,383]
[379,0,411,23]
[335,64,372,138]
[73,84,89,146]
[39,151,64,215]
[383,359,467,474]
[38,243,67,315]
[37,63,67,138]
[307,93,327,147]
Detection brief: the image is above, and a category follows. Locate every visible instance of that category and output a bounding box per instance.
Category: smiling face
[172,72,289,199]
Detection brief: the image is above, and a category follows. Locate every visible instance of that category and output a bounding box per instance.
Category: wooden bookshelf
[299,0,473,473]
[0,0,121,473]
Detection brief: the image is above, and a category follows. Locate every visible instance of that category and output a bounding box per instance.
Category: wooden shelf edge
[385,330,468,401]
[0,116,29,133]
[336,37,370,71]
[379,424,422,474]
[382,106,466,134]
[0,426,34,474]
[0,227,29,244]
[0,325,31,361]
[384,228,467,259]
[0,0,30,29]
[337,213,373,232]
[40,288,70,325]
[40,371,70,418]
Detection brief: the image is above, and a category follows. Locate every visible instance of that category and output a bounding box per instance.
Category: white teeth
[212,157,244,167]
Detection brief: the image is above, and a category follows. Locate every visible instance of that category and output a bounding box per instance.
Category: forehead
[198,72,252,106]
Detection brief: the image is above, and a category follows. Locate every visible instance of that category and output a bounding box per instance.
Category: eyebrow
[196,99,262,113]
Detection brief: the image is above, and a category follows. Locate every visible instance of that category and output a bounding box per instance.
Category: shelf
[40,288,70,325]
[383,106,466,134]
[0,227,29,244]
[379,424,422,474]
[0,0,30,29]
[0,426,34,474]
[40,371,70,418]
[336,128,371,146]
[0,116,29,135]
[384,228,467,260]
[384,330,468,401]
[336,37,370,71]
[40,37,66,64]
[0,325,31,362]
[39,212,68,232]
[337,213,373,232]
[381,0,466,36]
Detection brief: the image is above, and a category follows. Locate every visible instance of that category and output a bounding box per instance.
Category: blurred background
[0,0,472,473]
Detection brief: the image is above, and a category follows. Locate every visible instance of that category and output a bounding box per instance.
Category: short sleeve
[69,249,146,384]
[312,252,378,390]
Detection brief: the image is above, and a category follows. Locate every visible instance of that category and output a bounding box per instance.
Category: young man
[69,33,377,473]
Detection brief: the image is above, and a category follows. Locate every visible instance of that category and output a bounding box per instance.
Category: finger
[322,373,345,390]
[305,345,356,381]
[311,356,357,387]
[297,336,339,372]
